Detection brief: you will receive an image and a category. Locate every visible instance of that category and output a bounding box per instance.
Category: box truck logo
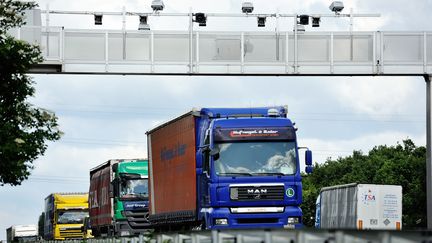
[124,201,147,210]
[362,189,376,205]
[160,143,187,161]
[229,129,279,138]
[214,127,295,142]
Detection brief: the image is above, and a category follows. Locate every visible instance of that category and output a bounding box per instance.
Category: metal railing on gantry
[13,26,432,75]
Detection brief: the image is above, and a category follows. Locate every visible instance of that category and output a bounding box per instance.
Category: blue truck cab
[195,106,313,229]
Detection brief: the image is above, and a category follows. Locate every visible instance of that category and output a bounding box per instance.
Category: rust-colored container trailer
[148,113,197,218]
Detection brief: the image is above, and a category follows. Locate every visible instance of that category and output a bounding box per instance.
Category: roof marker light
[267,108,279,117]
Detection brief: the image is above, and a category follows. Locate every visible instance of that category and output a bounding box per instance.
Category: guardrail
[10,27,432,75]
[35,229,432,243]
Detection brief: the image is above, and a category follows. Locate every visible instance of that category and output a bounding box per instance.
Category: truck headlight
[215,218,228,225]
[287,217,300,224]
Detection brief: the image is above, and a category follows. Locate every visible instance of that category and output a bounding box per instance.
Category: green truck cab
[89,159,149,236]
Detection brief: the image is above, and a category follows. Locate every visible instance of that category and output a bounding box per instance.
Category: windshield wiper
[251,172,285,176]
[218,172,253,176]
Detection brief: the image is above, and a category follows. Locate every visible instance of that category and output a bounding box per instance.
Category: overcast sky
[1,0,431,240]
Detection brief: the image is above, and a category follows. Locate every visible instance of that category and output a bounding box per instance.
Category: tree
[0,1,62,186]
[302,139,426,229]
[38,212,45,238]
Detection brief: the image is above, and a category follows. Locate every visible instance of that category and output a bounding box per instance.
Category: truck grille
[59,228,83,239]
[230,186,285,201]
[124,210,150,229]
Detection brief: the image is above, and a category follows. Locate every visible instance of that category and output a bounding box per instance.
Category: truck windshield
[120,179,149,199]
[214,141,297,176]
[57,210,88,224]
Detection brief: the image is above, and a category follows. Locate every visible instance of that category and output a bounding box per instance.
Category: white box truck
[6,225,38,243]
[315,183,402,230]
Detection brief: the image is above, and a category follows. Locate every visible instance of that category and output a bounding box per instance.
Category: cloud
[329,76,419,117]
[33,143,146,177]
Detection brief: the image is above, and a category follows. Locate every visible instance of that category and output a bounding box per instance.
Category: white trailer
[6,225,38,243]
[315,183,402,230]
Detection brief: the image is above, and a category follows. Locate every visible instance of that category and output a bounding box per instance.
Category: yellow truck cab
[43,193,92,240]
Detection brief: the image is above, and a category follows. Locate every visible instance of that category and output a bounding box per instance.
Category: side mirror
[202,145,211,153]
[197,145,210,168]
[305,150,313,166]
[109,179,117,198]
[306,166,313,174]
[112,163,118,172]
[210,147,220,161]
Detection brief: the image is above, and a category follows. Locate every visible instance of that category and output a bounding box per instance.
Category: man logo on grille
[247,188,268,199]
[247,189,268,194]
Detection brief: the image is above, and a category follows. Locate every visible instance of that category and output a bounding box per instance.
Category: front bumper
[204,206,303,230]
[115,210,151,236]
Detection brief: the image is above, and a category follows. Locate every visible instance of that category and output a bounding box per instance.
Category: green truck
[89,159,149,237]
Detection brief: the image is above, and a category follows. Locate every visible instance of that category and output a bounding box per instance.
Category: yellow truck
[43,193,92,240]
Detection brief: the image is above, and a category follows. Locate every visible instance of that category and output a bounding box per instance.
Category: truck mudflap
[203,206,303,230]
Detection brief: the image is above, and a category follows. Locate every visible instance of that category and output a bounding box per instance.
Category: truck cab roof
[212,116,294,128]
[201,106,288,118]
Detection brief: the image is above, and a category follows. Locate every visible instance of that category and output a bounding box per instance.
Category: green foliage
[0,1,62,186]
[302,139,426,229]
[0,0,37,33]
[38,212,45,237]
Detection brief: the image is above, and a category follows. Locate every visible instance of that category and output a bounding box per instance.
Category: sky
[1,0,432,240]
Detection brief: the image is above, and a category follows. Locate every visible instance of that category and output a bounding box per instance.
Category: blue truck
[147,106,313,229]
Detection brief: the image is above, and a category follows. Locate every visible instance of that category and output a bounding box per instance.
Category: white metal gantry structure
[15,9,432,75]
[13,8,432,230]
[16,26,432,76]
